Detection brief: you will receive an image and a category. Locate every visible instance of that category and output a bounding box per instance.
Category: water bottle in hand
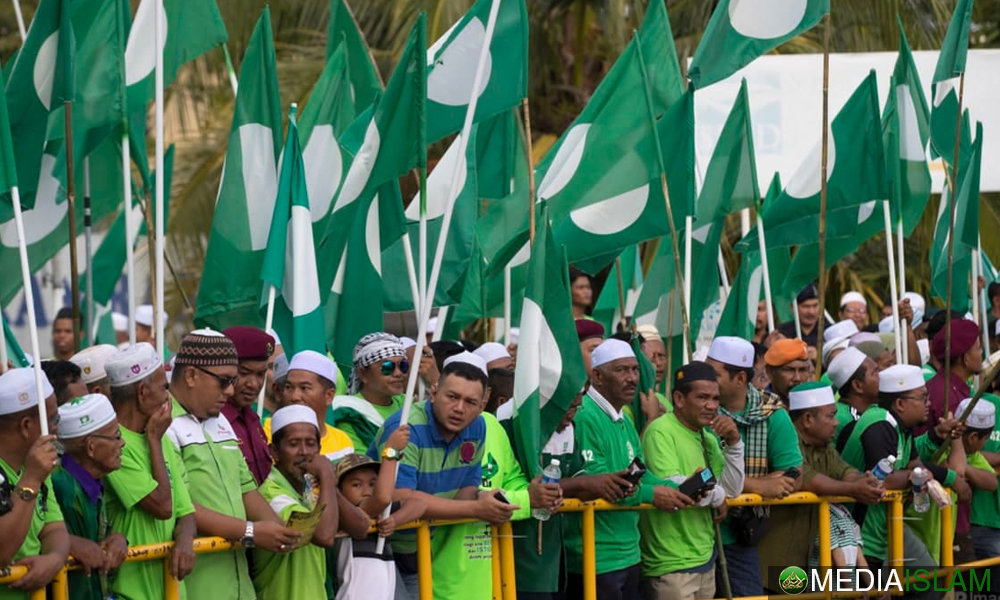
[533,459,562,522]
[910,467,930,513]
[872,455,895,481]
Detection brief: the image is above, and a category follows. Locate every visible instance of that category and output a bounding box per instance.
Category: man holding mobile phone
[639,362,745,600]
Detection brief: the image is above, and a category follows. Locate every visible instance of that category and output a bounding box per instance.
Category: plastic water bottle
[532,459,562,521]
[872,455,895,481]
[303,474,316,509]
[910,467,930,513]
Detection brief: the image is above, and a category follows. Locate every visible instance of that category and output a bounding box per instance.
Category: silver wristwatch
[240,521,255,548]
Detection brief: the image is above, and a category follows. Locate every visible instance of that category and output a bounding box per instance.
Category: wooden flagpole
[65,102,81,353]
[943,73,966,420]
[523,98,537,244]
[814,13,831,379]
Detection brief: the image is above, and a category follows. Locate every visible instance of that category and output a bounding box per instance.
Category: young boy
[946,398,998,565]
[335,426,425,600]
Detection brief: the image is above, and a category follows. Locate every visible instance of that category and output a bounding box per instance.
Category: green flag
[688,0,829,89]
[629,334,658,433]
[929,0,974,167]
[0,54,17,196]
[592,245,643,335]
[425,0,528,143]
[326,0,382,113]
[696,78,759,224]
[883,19,931,237]
[259,107,326,357]
[195,8,283,329]
[3,312,29,367]
[510,209,586,477]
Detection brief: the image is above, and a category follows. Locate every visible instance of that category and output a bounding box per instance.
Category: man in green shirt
[104,342,196,600]
[0,368,68,600]
[826,347,879,452]
[52,393,128,600]
[640,362,744,600]
[970,393,1000,586]
[167,329,303,600]
[331,332,408,451]
[564,339,693,600]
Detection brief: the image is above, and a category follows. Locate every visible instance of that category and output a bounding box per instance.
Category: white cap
[426,316,438,334]
[106,343,163,387]
[400,337,417,351]
[273,353,289,381]
[508,328,520,346]
[707,336,754,368]
[473,342,510,365]
[636,324,661,340]
[443,351,488,376]
[288,350,339,385]
[825,320,860,346]
[111,312,128,332]
[788,382,836,410]
[917,339,931,366]
[70,344,119,384]
[827,347,867,390]
[840,291,866,308]
[271,405,319,435]
[902,292,925,328]
[0,368,54,415]
[135,304,167,328]
[878,364,924,394]
[590,339,635,369]
[956,397,996,430]
[878,316,894,333]
[57,393,116,439]
[821,338,850,367]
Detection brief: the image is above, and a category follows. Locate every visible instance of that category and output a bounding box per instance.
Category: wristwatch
[240,521,255,548]
[15,486,38,502]
[381,447,403,462]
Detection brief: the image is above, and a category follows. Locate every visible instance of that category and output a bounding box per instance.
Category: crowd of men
[1,278,999,600]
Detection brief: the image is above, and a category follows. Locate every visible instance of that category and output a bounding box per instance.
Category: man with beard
[222,327,276,485]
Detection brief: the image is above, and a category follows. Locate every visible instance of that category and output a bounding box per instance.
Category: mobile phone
[623,457,647,485]
[678,468,716,499]
[784,468,801,480]
[493,490,511,505]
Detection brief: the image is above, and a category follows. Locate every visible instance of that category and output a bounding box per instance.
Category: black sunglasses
[380,359,410,376]
[193,365,238,389]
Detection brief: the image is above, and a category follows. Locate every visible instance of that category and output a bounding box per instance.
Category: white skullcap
[0,368,53,415]
[271,405,319,435]
[135,304,167,328]
[508,328,520,345]
[266,328,282,348]
[273,353,289,381]
[917,339,931,366]
[956,397,996,430]
[106,343,163,387]
[878,316,895,333]
[902,292,925,328]
[850,332,881,347]
[840,291,866,308]
[444,351,488,376]
[288,350,339,385]
[426,317,438,334]
[636,324,661,340]
[112,312,128,332]
[995,319,1000,338]
[57,393,116,439]
[473,342,510,365]
[707,336,754,369]
[821,338,850,367]
[71,344,119,384]
[789,382,836,411]
[827,347,867,390]
[590,339,635,369]
[878,364,924,394]
[400,337,417,351]
[825,320,860,346]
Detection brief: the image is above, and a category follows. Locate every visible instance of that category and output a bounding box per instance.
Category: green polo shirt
[971,394,1000,530]
[639,412,725,576]
[51,458,110,600]
[104,425,195,600]
[0,458,64,600]
[166,398,257,600]
[252,468,326,600]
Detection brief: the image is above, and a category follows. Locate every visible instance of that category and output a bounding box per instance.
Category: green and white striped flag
[697,78,759,223]
[688,0,829,89]
[425,0,528,143]
[260,107,326,357]
[326,0,382,113]
[510,210,586,477]
[592,245,643,335]
[195,8,283,329]
[929,0,973,167]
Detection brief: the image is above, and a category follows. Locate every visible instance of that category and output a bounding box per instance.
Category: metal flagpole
[122,128,136,344]
[154,0,165,360]
[943,73,966,422]
[717,249,731,297]
[683,216,693,361]
[504,266,512,345]
[257,285,276,419]
[882,201,903,362]
[10,0,26,42]
[84,158,94,346]
[897,217,909,364]
[814,13,832,379]
[65,105,81,353]
[756,214,776,332]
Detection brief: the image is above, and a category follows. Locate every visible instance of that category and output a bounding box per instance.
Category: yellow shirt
[263,418,354,463]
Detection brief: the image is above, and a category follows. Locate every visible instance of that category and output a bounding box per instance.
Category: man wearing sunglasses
[333,333,412,451]
[167,329,301,600]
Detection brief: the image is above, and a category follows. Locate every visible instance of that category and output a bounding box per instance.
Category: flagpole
[0,298,8,372]
[897,217,908,364]
[793,300,802,339]
[972,245,981,389]
[10,0,26,42]
[740,208,751,237]
[882,201,903,363]
[522,99,536,243]
[979,238,990,359]
[154,0,165,360]
[122,131,136,344]
[401,232,422,319]
[418,168,428,339]
[222,43,239,96]
[257,285,276,419]
[65,102,81,353]
[614,257,628,333]
[683,216,693,360]
[503,266,513,344]
[84,157,94,346]
[717,249,731,297]
[756,214,776,332]
[943,72,966,420]
[12,187,51,434]
[814,13,831,379]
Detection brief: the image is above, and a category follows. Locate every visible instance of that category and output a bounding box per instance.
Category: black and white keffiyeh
[349,332,405,393]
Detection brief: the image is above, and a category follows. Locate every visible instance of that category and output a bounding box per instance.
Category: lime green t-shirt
[639,413,725,576]
[0,458,64,600]
[331,394,405,452]
[971,395,1000,529]
[253,468,326,600]
[105,425,195,600]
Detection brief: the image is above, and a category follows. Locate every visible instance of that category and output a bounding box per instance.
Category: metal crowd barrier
[2,489,998,600]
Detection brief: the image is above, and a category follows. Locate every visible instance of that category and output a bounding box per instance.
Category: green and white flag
[326,0,382,113]
[195,8,283,329]
[299,42,359,242]
[592,245,643,335]
[883,19,931,237]
[929,0,973,166]
[688,0,829,89]
[425,0,528,143]
[0,56,17,196]
[260,107,326,357]
[696,78,759,224]
[510,210,586,477]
